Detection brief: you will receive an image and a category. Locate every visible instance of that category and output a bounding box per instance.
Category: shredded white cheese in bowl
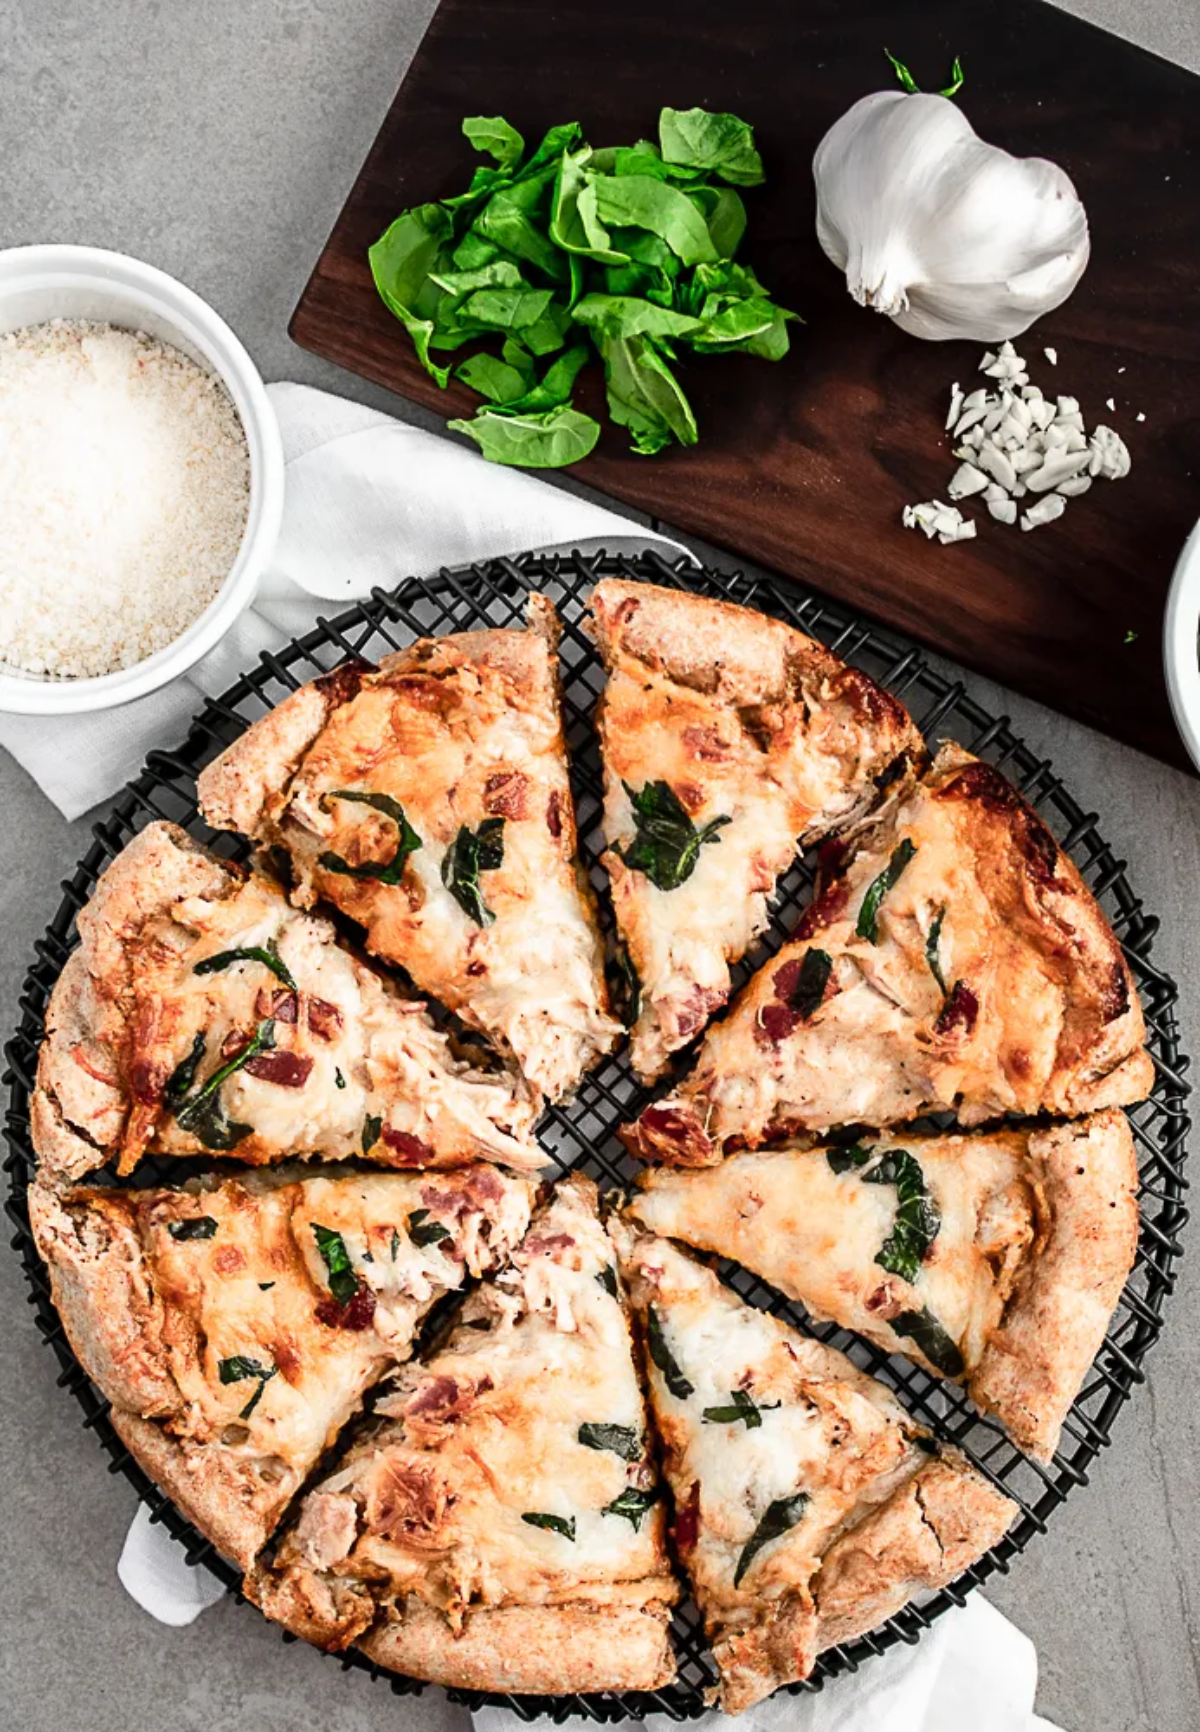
[0,243,283,715]
[0,321,250,679]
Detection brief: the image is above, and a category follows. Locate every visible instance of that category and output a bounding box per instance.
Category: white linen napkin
[117,1510,1061,1730]
[0,381,681,820]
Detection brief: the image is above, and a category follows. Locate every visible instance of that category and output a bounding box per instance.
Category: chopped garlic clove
[988,496,1018,524]
[1020,494,1067,530]
[1025,449,1090,493]
[1056,474,1093,497]
[945,385,964,431]
[975,441,1017,491]
[1044,346,1058,365]
[1090,425,1131,480]
[948,462,990,499]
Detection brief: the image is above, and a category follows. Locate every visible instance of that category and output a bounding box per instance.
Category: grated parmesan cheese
[0,320,250,678]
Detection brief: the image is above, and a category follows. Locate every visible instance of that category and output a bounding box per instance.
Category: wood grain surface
[291,0,1200,770]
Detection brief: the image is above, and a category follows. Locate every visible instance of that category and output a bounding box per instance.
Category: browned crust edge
[359,1598,677,1695]
[968,1109,1140,1461]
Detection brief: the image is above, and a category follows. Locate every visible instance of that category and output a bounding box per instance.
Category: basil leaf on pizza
[619,779,731,891]
[734,1491,810,1586]
[862,1149,941,1283]
[318,788,422,886]
[603,1485,660,1529]
[218,1353,278,1419]
[312,1224,360,1304]
[407,1208,452,1248]
[578,1422,642,1460]
[193,940,297,992]
[855,837,917,942]
[442,816,506,925]
[892,1306,964,1377]
[646,1304,694,1398]
[521,1511,577,1540]
[167,1216,218,1242]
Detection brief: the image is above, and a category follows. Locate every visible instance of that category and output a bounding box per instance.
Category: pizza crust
[589,578,923,1081]
[360,1598,677,1695]
[971,1113,1140,1459]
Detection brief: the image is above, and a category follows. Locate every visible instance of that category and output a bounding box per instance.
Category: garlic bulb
[813,91,1089,341]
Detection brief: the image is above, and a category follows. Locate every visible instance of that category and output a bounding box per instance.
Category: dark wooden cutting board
[291,0,1200,771]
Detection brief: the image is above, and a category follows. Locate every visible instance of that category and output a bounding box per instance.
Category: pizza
[197,596,621,1101]
[627,743,1153,1166]
[247,1175,680,1694]
[588,578,923,1081]
[616,1227,1017,1712]
[32,822,542,1183]
[28,1163,535,1568]
[630,1109,1139,1461]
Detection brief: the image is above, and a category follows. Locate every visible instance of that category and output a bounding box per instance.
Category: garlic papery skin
[813,91,1090,342]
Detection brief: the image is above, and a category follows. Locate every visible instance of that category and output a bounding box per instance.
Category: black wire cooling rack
[3,548,1192,1722]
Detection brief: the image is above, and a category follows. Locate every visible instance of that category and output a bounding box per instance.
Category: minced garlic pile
[0,320,250,678]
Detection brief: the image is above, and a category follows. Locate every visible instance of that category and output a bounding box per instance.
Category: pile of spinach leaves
[369,106,797,468]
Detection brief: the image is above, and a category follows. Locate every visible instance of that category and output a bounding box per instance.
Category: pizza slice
[32,822,543,1183]
[627,743,1153,1165]
[630,1109,1139,1461]
[616,1227,1017,1713]
[246,1175,680,1695]
[29,1163,535,1568]
[588,579,924,1081]
[198,596,621,1101]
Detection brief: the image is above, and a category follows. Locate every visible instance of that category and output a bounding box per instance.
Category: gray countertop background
[2,3,1199,1728]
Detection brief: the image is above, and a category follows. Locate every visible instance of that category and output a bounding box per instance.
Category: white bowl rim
[0,243,284,716]
[1164,516,1200,774]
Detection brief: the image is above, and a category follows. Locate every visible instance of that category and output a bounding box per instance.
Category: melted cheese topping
[281,1181,670,1614]
[633,1131,1038,1375]
[143,1167,533,1475]
[628,1237,923,1608]
[133,875,540,1170]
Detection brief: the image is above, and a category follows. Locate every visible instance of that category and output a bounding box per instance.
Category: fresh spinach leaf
[734,1491,809,1586]
[193,940,296,992]
[689,184,747,260]
[429,260,524,297]
[855,838,918,942]
[369,204,456,386]
[463,114,525,170]
[407,1207,452,1248]
[490,343,591,414]
[451,231,501,271]
[168,1216,218,1242]
[578,1423,642,1461]
[646,1305,693,1399]
[603,1485,660,1529]
[551,148,627,264]
[591,175,718,266]
[892,1307,965,1377]
[619,779,729,889]
[926,905,948,994]
[863,1149,941,1283]
[218,1354,278,1420]
[522,1511,576,1540]
[164,1032,206,1108]
[521,299,576,355]
[659,106,765,186]
[460,285,555,332]
[601,333,697,453]
[703,1388,777,1429]
[449,405,600,469]
[474,192,569,282]
[573,294,703,341]
[312,1224,359,1304]
[455,352,532,403]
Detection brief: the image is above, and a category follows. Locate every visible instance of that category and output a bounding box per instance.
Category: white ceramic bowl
[0,244,284,715]
[1164,518,1200,773]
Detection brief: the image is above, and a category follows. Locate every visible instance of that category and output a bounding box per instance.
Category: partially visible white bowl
[0,245,284,715]
[1165,517,1200,773]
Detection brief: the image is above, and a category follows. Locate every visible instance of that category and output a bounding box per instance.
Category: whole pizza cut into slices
[616,1227,1017,1713]
[29,1163,535,1568]
[630,1109,1139,1460]
[247,1176,680,1695]
[627,743,1153,1165]
[588,578,923,1081]
[32,823,542,1183]
[198,596,621,1101]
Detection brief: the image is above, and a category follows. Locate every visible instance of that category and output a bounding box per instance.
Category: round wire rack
[3,548,1191,1722]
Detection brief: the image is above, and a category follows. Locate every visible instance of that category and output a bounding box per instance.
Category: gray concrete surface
[1,2,1198,1728]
